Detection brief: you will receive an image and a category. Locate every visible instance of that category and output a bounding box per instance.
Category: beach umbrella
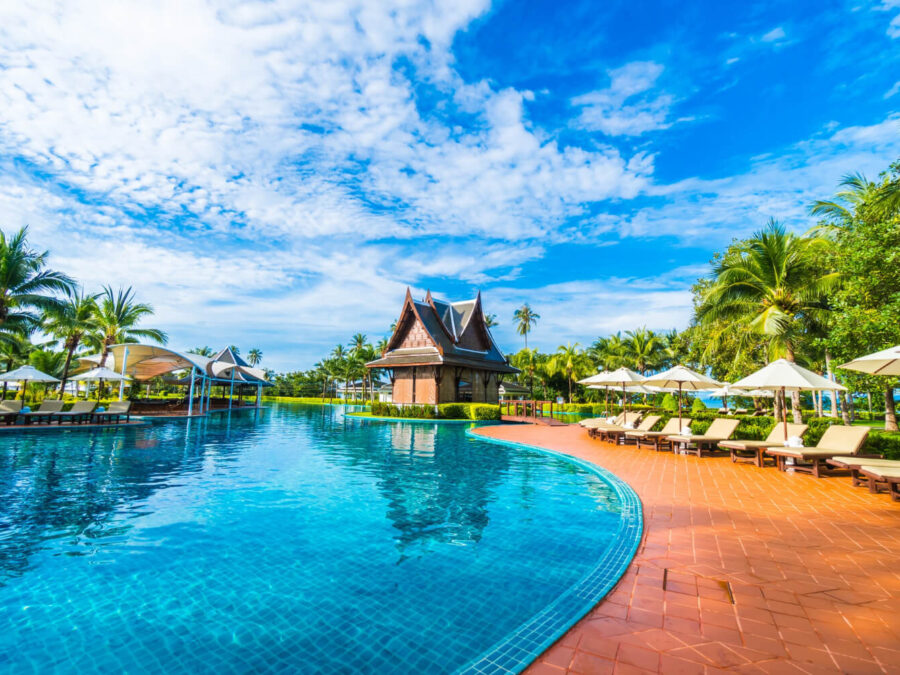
[642,365,722,428]
[578,370,616,414]
[839,345,900,377]
[70,367,131,382]
[732,359,846,438]
[582,367,645,416]
[0,365,60,402]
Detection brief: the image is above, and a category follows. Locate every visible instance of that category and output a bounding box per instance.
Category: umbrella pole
[782,386,788,439]
[622,382,626,415]
[678,382,683,429]
[605,386,609,416]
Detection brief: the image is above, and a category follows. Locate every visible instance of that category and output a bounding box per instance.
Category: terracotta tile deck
[473,423,900,675]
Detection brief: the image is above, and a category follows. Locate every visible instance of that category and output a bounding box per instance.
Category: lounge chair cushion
[669,418,740,443]
[627,418,689,439]
[859,466,900,480]
[720,423,808,451]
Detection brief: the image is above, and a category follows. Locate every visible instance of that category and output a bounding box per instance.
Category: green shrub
[866,431,900,459]
[469,404,500,421]
[438,403,469,419]
[661,394,678,412]
[690,398,707,414]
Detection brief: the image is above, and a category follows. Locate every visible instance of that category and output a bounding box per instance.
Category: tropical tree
[550,343,588,403]
[513,304,540,350]
[28,348,65,399]
[87,286,168,372]
[247,348,263,366]
[589,334,626,371]
[484,313,498,328]
[190,346,214,357]
[42,287,99,396]
[510,347,539,398]
[0,332,32,399]
[621,327,664,374]
[229,345,241,356]
[0,226,74,333]
[696,221,837,422]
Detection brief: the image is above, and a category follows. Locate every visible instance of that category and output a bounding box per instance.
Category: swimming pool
[0,404,640,674]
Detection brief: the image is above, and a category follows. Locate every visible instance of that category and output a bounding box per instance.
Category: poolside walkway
[473,423,900,675]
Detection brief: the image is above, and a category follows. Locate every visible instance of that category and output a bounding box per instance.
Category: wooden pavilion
[366,289,519,405]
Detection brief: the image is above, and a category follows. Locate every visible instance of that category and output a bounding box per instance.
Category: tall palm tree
[697,221,837,422]
[550,343,586,403]
[621,327,663,374]
[510,347,539,398]
[484,313,498,328]
[247,349,262,366]
[190,346,214,357]
[42,287,99,396]
[513,304,540,350]
[88,286,168,370]
[0,226,74,332]
[375,337,389,355]
[229,345,241,356]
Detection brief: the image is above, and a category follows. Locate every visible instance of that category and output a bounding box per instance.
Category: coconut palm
[621,327,664,374]
[550,343,587,403]
[513,304,540,350]
[0,226,75,332]
[87,286,168,370]
[484,313,498,328]
[696,221,837,422]
[27,348,65,399]
[190,346,214,357]
[247,349,262,366]
[510,347,539,398]
[42,287,99,396]
[0,332,32,400]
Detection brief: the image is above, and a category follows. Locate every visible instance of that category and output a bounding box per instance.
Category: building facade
[366,289,519,405]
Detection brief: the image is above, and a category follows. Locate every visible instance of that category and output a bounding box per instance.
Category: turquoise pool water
[0,404,636,674]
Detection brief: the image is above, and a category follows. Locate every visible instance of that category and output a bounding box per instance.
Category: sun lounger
[826,456,900,492]
[585,412,642,438]
[580,413,625,429]
[625,417,690,451]
[733,408,749,415]
[716,407,729,415]
[0,400,23,425]
[667,418,741,457]
[857,466,900,501]
[598,415,661,445]
[765,425,870,478]
[20,400,65,425]
[53,401,97,424]
[91,401,132,424]
[719,423,809,467]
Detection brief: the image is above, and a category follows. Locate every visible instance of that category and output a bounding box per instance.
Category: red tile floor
[473,423,900,674]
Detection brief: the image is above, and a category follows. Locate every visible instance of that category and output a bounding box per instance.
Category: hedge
[370,401,501,421]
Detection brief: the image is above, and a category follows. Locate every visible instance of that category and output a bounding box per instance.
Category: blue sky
[1,0,899,371]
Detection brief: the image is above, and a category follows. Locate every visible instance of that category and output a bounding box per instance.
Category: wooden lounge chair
[91,401,132,424]
[765,425,870,478]
[580,413,624,429]
[625,417,690,451]
[585,412,642,439]
[719,423,808,467]
[53,401,97,425]
[667,418,741,458]
[733,408,749,416]
[0,399,23,425]
[826,456,900,492]
[599,415,661,445]
[20,400,65,425]
[857,466,900,502]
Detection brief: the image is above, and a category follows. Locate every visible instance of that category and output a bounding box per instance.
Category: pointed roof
[368,289,518,374]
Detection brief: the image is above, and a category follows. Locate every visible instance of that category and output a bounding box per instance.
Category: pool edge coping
[458,426,644,675]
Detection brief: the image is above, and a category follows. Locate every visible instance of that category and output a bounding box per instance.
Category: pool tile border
[459,428,643,675]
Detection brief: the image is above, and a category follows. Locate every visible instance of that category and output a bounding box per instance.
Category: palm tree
[247,349,262,366]
[697,221,837,422]
[513,304,540,350]
[229,345,241,356]
[0,226,74,332]
[550,343,586,403]
[87,286,168,372]
[190,346,214,357]
[810,173,885,230]
[42,287,99,396]
[589,333,627,371]
[28,349,65,400]
[484,313,498,328]
[510,348,539,398]
[621,327,663,374]
[0,332,31,400]
[376,337,389,355]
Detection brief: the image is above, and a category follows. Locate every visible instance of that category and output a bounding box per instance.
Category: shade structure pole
[229,368,235,410]
[678,382,683,429]
[206,377,212,412]
[622,382,627,414]
[187,367,196,416]
[118,346,129,401]
[782,386,788,439]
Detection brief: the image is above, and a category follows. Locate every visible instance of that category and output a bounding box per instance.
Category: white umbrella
[583,367,645,416]
[70,367,131,382]
[732,358,847,437]
[578,370,616,415]
[839,345,900,376]
[642,365,722,427]
[0,365,60,403]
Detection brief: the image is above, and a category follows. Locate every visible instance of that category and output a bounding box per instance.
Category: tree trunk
[885,386,898,432]
[790,390,803,424]
[773,390,782,422]
[824,350,838,418]
[845,392,855,423]
[837,390,850,424]
[58,342,77,397]
[567,375,572,404]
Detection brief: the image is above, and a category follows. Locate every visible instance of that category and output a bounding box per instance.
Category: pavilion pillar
[256,384,261,407]
[229,368,235,410]
[187,367,196,416]
[118,346,129,401]
[205,377,212,413]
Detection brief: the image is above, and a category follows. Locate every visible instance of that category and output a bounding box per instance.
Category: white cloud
[570,61,677,137]
[885,81,900,98]
[761,26,787,43]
